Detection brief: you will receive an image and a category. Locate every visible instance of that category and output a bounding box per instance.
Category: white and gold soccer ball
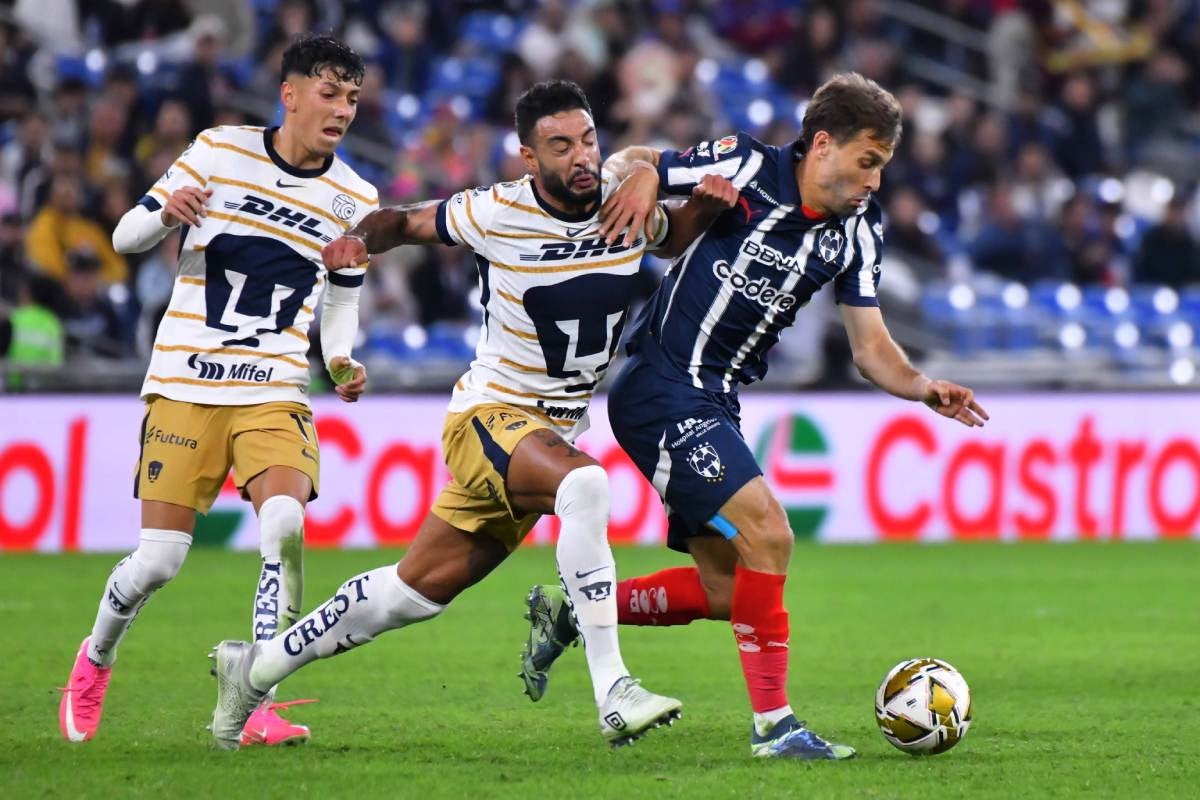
[875,658,972,755]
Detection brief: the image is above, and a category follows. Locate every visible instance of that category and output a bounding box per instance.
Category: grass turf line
[3,542,1197,799]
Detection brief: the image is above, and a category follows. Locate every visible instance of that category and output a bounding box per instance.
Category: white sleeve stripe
[730,151,764,189]
[666,157,743,186]
[855,217,878,298]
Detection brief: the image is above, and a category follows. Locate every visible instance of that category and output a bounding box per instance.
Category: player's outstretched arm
[839,305,989,427]
[656,174,739,258]
[600,146,663,248]
[322,200,442,270]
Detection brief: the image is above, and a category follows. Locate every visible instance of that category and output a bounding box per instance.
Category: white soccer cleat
[598,676,682,747]
[208,640,267,751]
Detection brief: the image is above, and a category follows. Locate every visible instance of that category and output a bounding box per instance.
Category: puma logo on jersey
[222,194,332,242]
[519,237,640,262]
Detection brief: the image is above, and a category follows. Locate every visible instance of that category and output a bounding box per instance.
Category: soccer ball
[875,658,972,755]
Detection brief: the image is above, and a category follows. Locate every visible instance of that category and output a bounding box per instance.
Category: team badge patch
[687,443,725,482]
[332,193,357,221]
[713,135,738,158]
[818,228,845,263]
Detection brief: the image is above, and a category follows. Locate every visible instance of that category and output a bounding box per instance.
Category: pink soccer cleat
[59,637,112,742]
[239,699,317,747]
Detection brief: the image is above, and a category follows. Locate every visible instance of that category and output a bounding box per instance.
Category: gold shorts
[133,396,319,514]
[430,403,552,551]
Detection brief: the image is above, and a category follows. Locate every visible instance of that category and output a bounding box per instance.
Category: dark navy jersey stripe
[628,131,885,392]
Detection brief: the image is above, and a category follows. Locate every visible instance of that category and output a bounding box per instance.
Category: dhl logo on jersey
[519,237,643,263]
[221,194,334,243]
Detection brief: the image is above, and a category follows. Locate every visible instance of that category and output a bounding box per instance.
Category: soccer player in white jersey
[207,80,737,749]
[58,35,378,747]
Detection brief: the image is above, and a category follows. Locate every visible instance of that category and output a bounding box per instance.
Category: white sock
[253,495,305,702]
[753,705,796,736]
[88,529,190,666]
[554,464,628,705]
[249,564,444,691]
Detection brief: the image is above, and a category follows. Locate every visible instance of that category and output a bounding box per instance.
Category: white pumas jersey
[436,173,669,438]
[138,126,378,406]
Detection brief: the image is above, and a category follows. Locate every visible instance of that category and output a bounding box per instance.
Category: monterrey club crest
[688,442,725,482]
[332,193,357,221]
[818,227,844,263]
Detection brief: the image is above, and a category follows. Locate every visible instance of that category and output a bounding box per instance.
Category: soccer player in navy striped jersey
[523,73,989,760]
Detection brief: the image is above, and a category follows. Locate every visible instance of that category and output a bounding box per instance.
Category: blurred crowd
[1,0,1199,378]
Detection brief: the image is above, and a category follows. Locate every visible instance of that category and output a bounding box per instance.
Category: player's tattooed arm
[656,174,739,258]
[600,146,663,247]
[350,200,443,251]
[839,305,990,428]
[322,201,443,270]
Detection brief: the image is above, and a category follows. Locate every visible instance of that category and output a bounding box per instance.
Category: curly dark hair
[514,80,592,145]
[280,34,365,86]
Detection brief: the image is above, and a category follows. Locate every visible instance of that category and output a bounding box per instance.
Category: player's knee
[258,495,305,556]
[128,529,191,592]
[388,577,446,626]
[554,464,610,528]
[736,497,793,564]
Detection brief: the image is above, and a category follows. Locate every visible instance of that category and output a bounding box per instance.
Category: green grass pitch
[4,542,1197,799]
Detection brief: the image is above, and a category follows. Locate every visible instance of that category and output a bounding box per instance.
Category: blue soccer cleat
[750,715,857,760]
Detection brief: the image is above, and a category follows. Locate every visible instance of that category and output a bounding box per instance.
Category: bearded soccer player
[59,35,378,746]
[521,73,989,759]
[206,80,737,749]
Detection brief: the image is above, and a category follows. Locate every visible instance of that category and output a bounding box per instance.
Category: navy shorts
[607,354,762,553]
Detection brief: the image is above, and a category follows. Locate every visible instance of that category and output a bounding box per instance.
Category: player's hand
[690,174,739,215]
[923,380,989,427]
[161,186,212,228]
[329,355,367,403]
[599,162,659,248]
[322,234,369,271]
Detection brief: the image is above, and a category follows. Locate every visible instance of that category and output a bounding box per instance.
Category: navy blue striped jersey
[626,132,885,392]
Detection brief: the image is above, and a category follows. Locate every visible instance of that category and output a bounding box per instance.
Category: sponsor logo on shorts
[687,443,725,482]
[669,416,720,448]
[145,425,199,450]
[712,260,797,312]
[147,460,164,483]
[484,478,502,505]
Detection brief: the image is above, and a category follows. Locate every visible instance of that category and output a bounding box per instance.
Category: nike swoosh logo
[574,566,607,579]
[63,690,87,742]
[565,226,589,237]
[276,179,303,189]
[301,449,317,462]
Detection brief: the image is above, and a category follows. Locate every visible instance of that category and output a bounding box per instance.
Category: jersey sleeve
[656,132,755,196]
[834,207,885,307]
[329,192,379,289]
[644,202,671,250]
[137,130,218,212]
[435,185,498,252]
